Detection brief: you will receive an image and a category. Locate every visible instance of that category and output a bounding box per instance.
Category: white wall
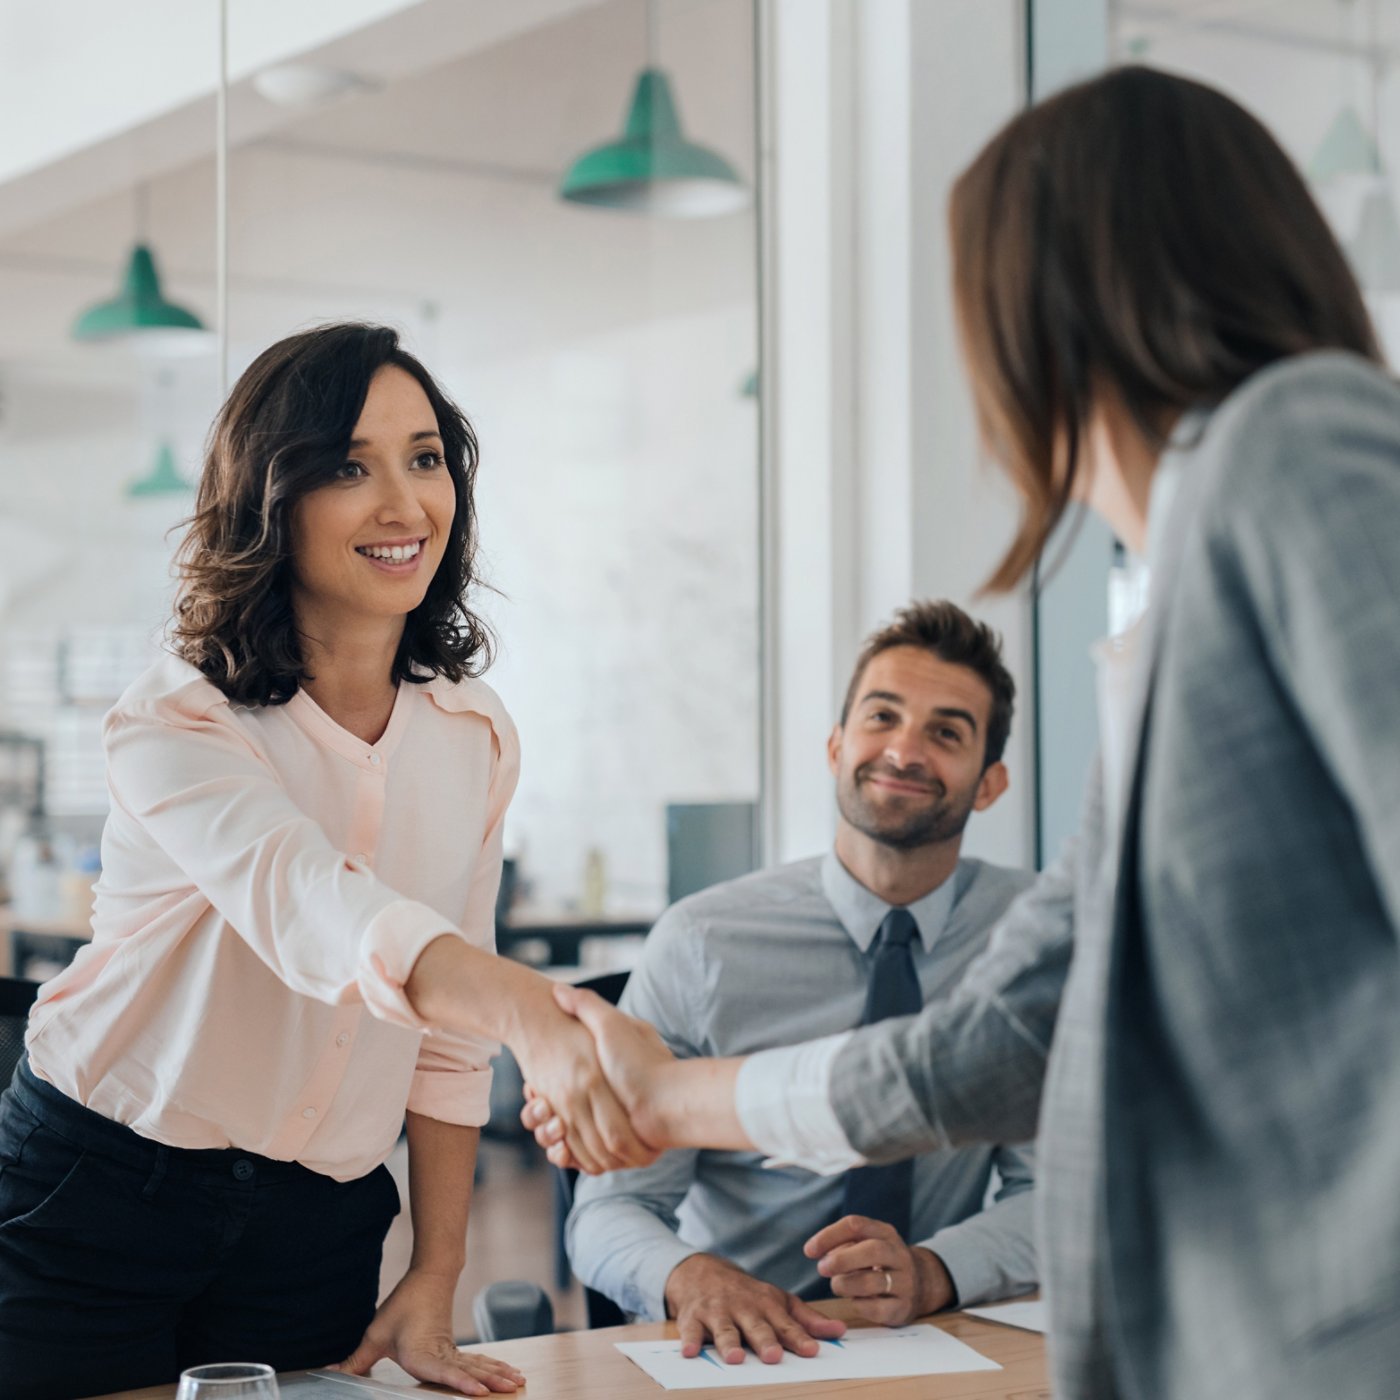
[461,304,759,909]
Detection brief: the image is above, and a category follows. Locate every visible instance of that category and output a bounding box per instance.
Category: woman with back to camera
[0,323,652,1400]
[527,68,1400,1399]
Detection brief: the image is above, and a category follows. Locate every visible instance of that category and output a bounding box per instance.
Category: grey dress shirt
[567,852,1038,1320]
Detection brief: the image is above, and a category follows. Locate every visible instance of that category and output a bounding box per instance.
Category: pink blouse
[26,653,519,1181]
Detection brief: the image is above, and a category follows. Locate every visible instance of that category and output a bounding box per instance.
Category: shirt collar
[820,849,956,955]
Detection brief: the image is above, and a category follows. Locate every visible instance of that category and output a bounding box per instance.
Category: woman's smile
[355,535,428,574]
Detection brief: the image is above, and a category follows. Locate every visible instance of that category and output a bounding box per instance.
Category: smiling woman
[173,325,491,708]
[0,323,657,1400]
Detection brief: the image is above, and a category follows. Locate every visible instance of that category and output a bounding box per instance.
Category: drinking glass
[176,1362,280,1399]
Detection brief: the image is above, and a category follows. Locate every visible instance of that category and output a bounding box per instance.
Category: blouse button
[368,753,382,766]
[302,1106,317,1119]
[336,1032,350,1047]
[354,853,369,865]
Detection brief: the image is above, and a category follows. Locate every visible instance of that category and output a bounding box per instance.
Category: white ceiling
[0,0,757,375]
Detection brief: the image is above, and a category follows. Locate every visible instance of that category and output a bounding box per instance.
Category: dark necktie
[838,907,922,1238]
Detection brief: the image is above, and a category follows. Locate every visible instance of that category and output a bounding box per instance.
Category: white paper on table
[963,1300,1049,1334]
[293,1372,430,1397]
[614,1324,1001,1390]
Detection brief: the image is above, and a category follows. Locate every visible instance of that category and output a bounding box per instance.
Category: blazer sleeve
[827,805,1083,1163]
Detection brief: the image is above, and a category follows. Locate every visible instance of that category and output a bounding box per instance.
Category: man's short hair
[840,600,1016,768]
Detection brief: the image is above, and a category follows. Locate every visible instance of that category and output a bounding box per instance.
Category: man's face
[829,646,1007,851]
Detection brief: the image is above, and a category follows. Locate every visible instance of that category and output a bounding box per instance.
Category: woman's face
[290,365,458,632]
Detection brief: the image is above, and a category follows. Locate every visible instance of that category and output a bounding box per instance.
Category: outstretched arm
[526,821,1083,1170]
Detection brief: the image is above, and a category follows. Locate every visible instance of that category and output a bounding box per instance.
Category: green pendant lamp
[127,439,191,498]
[72,242,210,355]
[560,65,748,217]
[1309,104,1380,183]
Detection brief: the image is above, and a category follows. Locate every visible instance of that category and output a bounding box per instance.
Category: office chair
[473,969,630,1341]
[0,977,40,1093]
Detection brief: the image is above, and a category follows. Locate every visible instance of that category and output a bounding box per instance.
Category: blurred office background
[0,0,1395,1338]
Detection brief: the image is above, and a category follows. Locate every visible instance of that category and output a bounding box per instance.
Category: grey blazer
[827,352,1400,1399]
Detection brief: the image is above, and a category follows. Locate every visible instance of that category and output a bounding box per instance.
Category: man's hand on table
[332,1267,525,1395]
[803,1215,955,1326]
[663,1253,848,1365]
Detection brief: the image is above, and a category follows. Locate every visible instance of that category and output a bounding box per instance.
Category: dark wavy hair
[951,65,1382,592]
[172,322,493,705]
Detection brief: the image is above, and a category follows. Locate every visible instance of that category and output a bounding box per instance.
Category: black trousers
[0,1060,399,1400]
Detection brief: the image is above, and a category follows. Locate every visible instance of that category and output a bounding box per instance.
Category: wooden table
[96,1301,1048,1399]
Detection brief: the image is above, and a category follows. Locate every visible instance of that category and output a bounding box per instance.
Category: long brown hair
[951,65,1383,592]
[173,323,493,704]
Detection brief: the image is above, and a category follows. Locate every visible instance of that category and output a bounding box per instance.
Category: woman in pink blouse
[0,324,650,1400]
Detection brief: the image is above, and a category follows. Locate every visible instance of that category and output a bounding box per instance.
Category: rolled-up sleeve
[105,691,461,1030]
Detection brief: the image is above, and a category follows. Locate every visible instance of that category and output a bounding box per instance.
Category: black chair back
[555,969,630,1329]
[0,977,41,1093]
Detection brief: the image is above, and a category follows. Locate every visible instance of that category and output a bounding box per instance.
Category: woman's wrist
[402,1258,465,1293]
[405,934,553,1047]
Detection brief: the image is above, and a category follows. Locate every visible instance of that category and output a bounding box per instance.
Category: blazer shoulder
[1194,352,1400,514]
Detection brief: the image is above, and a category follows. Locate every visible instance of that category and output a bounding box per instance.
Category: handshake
[513,983,707,1175]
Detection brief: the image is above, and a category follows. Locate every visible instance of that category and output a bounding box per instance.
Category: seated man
[567,600,1038,1363]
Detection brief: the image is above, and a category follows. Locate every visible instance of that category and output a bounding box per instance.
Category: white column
[760,0,1032,870]
[760,0,859,866]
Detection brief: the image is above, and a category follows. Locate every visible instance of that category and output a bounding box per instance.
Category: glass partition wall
[0,0,761,960]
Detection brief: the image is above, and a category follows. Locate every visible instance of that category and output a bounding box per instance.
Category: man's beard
[837,760,979,851]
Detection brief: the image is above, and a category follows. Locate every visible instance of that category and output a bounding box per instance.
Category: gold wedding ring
[882,1269,893,1296]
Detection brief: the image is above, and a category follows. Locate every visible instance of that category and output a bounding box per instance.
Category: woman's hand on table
[332,1267,524,1395]
[520,984,677,1170]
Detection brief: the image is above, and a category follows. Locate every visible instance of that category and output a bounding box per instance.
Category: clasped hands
[518,983,675,1171]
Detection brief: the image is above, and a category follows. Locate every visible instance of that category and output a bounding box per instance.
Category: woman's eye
[336,461,367,480]
[412,451,445,471]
